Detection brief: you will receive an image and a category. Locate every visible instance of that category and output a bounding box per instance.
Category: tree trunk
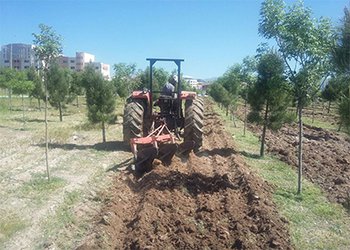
[76,96,79,107]
[102,120,106,143]
[312,99,315,123]
[8,88,12,111]
[338,121,342,132]
[44,79,50,181]
[244,98,247,136]
[297,103,303,194]
[22,94,25,126]
[348,86,350,129]
[260,101,269,157]
[231,112,237,128]
[327,101,331,114]
[226,106,229,116]
[58,101,63,122]
[322,100,325,117]
[38,98,41,111]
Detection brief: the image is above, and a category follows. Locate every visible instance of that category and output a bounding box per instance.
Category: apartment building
[57,56,77,70]
[58,52,110,80]
[75,52,95,72]
[0,43,38,70]
[87,62,111,80]
[0,43,111,80]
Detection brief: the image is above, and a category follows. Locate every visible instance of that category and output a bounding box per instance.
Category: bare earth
[78,99,292,249]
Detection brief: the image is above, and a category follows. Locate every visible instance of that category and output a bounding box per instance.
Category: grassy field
[0,95,131,249]
[215,104,350,250]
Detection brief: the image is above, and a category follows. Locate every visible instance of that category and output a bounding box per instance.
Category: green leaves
[32,24,63,67]
[46,64,71,109]
[82,67,116,125]
[247,51,291,130]
[112,63,138,98]
[332,6,350,74]
[259,0,333,108]
[0,68,34,95]
[259,0,286,39]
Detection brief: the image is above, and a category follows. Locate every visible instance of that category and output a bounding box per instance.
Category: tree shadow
[107,157,134,172]
[126,170,235,198]
[35,140,130,152]
[12,117,52,123]
[239,151,261,159]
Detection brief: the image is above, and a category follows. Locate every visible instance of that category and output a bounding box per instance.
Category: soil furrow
[78,98,292,249]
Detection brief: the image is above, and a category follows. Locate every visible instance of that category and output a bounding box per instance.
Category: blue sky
[0,0,348,79]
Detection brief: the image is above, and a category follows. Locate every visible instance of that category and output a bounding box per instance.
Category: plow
[123,58,204,175]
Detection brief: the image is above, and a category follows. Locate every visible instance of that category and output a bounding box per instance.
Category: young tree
[332,6,350,132]
[139,66,169,92]
[33,23,63,181]
[69,71,84,107]
[0,68,17,110]
[215,64,242,116]
[208,82,231,111]
[82,67,116,143]
[259,0,333,193]
[240,56,258,135]
[47,64,71,121]
[321,78,341,113]
[27,67,44,110]
[11,71,34,126]
[247,51,291,157]
[112,63,138,98]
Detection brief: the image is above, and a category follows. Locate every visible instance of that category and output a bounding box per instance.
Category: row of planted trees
[209,0,350,194]
[1,24,197,181]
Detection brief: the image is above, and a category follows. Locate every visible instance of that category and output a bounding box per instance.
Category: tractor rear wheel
[184,98,204,152]
[123,101,144,143]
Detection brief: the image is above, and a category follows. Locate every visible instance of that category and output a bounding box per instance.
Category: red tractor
[123,58,204,175]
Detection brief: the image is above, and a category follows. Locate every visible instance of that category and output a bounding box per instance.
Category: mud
[262,123,350,206]
[78,99,292,249]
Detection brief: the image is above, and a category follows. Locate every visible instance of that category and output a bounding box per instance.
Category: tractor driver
[161,75,177,97]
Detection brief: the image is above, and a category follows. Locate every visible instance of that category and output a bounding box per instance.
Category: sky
[0,0,349,79]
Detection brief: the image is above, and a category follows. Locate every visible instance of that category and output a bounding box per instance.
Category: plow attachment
[130,124,180,175]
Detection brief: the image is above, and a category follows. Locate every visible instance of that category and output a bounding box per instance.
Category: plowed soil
[262,123,350,206]
[78,99,292,249]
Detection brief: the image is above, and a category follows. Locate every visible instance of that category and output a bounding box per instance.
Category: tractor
[123,58,204,175]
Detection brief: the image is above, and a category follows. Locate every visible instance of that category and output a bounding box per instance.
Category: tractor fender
[130,90,151,103]
[180,91,197,100]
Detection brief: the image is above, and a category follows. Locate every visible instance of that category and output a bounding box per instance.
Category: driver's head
[169,75,178,85]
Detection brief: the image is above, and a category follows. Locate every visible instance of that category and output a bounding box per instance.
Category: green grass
[0,212,27,247]
[214,103,350,250]
[303,116,339,131]
[37,190,84,249]
[19,173,66,205]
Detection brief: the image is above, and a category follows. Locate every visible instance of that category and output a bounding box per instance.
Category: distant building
[0,43,38,70]
[0,43,110,80]
[57,52,110,80]
[183,75,208,90]
[57,56,76,70]
[87,62,111,80]
[75,52,95,72]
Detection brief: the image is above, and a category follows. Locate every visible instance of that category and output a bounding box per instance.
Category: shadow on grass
[107,157,134,172]
[35,140,130,152]
[11,117,53,123]
[239,151,261,159]
[0,124,30,131]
